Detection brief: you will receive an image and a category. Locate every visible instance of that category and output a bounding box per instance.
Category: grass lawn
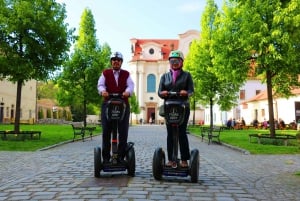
[188,125,300,154]
[0,124,101,151]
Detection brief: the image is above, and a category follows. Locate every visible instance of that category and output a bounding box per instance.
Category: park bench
[0,130,41,140]
[200,126,222,145]
[71,122,96,142]
[249,133,296,146]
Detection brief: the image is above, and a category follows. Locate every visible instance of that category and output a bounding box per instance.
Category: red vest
[103,69,130,104]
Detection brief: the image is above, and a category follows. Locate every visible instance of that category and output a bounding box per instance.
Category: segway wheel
[152,147,165,180]
[189,149,199,183]
[94,146,102,178]
[126,144,136,177]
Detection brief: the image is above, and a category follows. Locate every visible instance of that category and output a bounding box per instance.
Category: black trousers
[101,102,130,161]
[166,109,190,161]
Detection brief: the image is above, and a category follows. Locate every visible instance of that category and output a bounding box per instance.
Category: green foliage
[87,103,99,115]
[129,93,140,125]
[0,0,74,132]
[46,108,51,118]
[202,0,300,136]
[37,81,58,100]
[129,93,140,114]
[0,0,74,81]
[56,8,111,124]
[38,108,44,119]
[53,111,57,119]
[185,0,239,128]
[185,0,300,135]
[234,0,300,96]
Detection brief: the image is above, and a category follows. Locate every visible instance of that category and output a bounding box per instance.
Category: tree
[129,93,140,125]
[56,8,111,126]
[0,0,73,132]
[185,0,239,129]
[37,81,58,100]
[214,0,300,137]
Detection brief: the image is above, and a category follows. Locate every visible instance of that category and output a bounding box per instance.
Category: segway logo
[169,108,180,120]
[112,106,121,118]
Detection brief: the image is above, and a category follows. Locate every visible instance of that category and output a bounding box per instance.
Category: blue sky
[56,0,223,64]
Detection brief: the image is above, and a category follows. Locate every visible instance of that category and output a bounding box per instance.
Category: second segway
[152,92,199,183]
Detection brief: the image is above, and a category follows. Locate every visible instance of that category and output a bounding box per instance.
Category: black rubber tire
[126,145,136,176]
[94,146,102,178]
[189,149,199,183]
[152,147,165,180]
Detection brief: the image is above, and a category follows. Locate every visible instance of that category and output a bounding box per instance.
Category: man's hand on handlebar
[101,91,109,97]
[101,91,130,98]
[122,92,130,98]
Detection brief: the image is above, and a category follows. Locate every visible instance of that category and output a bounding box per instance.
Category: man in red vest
[97,51,135,164]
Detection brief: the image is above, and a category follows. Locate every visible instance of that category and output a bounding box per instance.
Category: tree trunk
[83,73,87,127]
[83,98,87,127]
[210,97,213,129]
[193,98,196,125]
[14,79,23,133]
[266,70,276,137]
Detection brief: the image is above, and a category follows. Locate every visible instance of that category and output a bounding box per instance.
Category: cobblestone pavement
[0,125,299,201]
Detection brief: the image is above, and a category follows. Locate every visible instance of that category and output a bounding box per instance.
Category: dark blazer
[158,70,194,103]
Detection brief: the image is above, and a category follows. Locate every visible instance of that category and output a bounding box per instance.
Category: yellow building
[0,79,37,124]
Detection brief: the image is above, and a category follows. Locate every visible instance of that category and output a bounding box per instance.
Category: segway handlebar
[108,93,122,98]
[166,91,180,98]
[108,93,123,98]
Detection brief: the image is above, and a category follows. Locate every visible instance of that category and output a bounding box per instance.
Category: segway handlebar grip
[109,93,123,98]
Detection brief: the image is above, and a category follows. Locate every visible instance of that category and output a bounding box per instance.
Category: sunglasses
[169,58,181,65]
[112,58,122,62]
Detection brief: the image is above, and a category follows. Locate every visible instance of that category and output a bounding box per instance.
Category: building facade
[204,79,267,126]
[127,30,202,124]
[241,88,300,126]
[127,30,269,125]
[0,79,37,124]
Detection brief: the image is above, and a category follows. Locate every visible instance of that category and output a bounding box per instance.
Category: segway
[152,92,199,183]
[94,93,135,177]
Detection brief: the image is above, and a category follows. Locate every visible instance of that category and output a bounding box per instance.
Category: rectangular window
[261,109,265,117]
[256,90,261,95]
[240,90,245,100]
[6,107,9,117]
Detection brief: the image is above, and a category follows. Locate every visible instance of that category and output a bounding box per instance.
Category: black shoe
[117,157,126,165]
[103,159,110,165]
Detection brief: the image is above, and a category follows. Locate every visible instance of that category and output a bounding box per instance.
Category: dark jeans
[101,102,130,161]
[166,109,190,161]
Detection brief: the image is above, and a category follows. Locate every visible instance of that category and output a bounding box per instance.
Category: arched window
[147,74,156,92]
